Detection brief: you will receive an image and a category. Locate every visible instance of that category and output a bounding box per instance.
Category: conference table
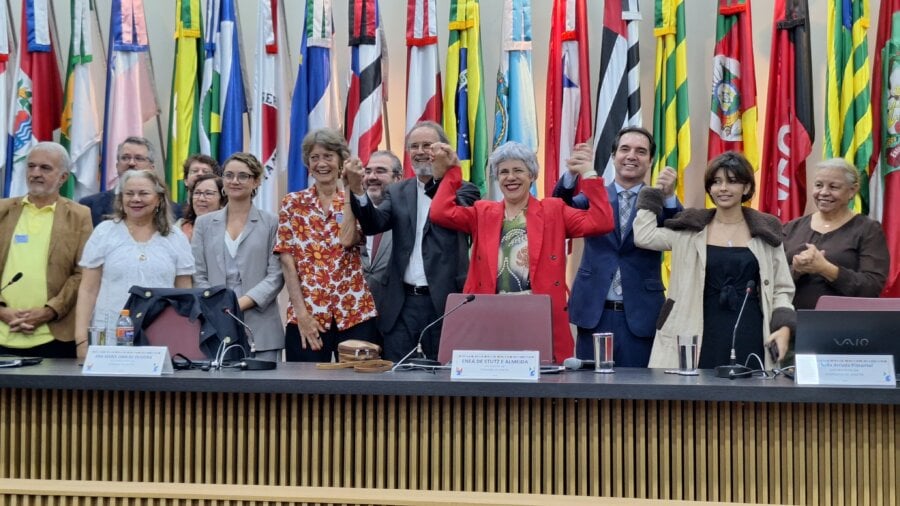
[0,360,897,505]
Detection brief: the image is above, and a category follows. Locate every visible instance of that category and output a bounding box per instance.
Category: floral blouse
[274,186,376,330]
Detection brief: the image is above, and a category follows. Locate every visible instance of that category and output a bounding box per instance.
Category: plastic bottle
[115,309,135,346]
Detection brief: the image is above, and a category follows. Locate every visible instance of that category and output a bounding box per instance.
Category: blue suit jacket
[554,179,682,338]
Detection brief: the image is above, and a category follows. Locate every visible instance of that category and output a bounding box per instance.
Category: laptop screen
[795,309,900,370]
[437,293,554,365]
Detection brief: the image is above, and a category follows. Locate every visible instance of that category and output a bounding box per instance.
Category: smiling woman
[783,158,890,310]
[633,151,796,371]
[428,141,614,363]
[73,170,194,359]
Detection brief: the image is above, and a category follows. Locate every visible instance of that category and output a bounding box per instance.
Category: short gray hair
[488,141,539,180]
[816,158,860,187]
[29,142,72,173]
[117,136,156,164]
[404,121,450,149]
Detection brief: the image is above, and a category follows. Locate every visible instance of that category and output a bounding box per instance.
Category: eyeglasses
[223,172,253,182]
[118,155,151,164]
[193,190,219,199]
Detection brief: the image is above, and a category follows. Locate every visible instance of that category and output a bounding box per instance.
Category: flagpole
[234,0,251,134]
[141,20,167,168]
[91,0,107,63]
[4,0,14,56]
[47,0,63,76]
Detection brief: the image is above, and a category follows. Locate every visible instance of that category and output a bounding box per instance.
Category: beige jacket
[0,197,93,341]
[633,188,795,369]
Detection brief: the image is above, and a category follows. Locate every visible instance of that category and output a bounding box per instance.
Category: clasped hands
[791,243,828,275]
[0,306,55,334]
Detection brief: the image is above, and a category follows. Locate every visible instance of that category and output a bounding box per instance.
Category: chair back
[814,296,900,311]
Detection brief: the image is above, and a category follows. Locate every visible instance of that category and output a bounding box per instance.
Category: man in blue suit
[553,127,681,367]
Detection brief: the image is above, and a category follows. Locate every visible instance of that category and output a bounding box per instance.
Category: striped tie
[610,190,634,297]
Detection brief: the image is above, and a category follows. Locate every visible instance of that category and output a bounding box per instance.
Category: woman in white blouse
[74,170,194,358]
[191,153,284,361]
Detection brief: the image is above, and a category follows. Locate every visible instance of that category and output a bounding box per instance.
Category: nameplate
[450,350,539,381]
[795,354,895,387]
[83,346,174,376]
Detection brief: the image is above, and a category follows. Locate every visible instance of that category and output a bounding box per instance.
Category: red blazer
[430,167,614,362]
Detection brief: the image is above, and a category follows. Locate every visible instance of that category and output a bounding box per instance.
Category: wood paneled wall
[0,388,897,505]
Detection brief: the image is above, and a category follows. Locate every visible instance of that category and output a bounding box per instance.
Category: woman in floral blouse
[275,128,377,362]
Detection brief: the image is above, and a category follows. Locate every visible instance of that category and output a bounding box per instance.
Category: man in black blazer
[79,136,157,226]
[348,122,479,362]
[554,127,681,367]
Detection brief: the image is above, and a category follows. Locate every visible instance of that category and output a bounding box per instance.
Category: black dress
[699,245,764,369]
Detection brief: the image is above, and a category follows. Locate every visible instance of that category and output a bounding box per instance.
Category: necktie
[611,190,635,297]
[371,232,383,259]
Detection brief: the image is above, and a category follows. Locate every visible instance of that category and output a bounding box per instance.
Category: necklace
[504,205,527,221]
[714,218,745,247]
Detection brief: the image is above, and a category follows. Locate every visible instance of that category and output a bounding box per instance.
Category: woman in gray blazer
[191,153,285,361]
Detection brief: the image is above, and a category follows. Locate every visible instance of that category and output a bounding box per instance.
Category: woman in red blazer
[429,141,614,363]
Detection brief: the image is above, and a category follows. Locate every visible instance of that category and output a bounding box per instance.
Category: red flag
[4,0,63,197]
[873,0,900,295]
[544,0,591,197]
[345,0,384,165]
[404,0,442,178]
[759,0,814,222]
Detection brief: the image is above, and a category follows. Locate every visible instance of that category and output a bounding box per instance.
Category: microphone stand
[391,295,475,372]
[715,281,756,379]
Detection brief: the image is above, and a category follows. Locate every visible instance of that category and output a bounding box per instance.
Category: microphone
[715,280,756,379]
[223,308,256,354]
[392,294,476,371]
[222,308,277,370]
[0,272,23,294]
[212,336,232,370]
[563,357,595,370]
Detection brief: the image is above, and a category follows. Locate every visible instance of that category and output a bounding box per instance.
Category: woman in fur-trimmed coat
[633,152,795,370]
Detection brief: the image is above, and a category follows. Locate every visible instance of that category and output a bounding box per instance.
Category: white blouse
[80,220,195,328]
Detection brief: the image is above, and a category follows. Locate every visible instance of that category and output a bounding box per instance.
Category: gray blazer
[361,230,393,321]
[191,206,285,352]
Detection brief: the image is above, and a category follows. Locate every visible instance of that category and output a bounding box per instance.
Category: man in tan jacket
[0,142,93,358]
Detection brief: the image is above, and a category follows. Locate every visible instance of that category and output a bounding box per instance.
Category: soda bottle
[115,309,135,346]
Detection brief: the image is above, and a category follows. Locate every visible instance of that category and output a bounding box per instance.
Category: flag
[199,0,247,164]
[404,0,442,178]
[250,0,292,211]
[492,0,537,200]
[873,1,900,295]
[759,0,814,223]
[0,1,12,196]
[544,0,591,197]
[708,0,759,178]
[593,0,642,182]
[443,0,488,195]
[166,0,203,203]
[345,0,384,165]
[4,0,63,198]
[101,0,159,191]
[824,0,873,213]
[652,0,690,200]
[287,0,340,192]
[60,0,102,200]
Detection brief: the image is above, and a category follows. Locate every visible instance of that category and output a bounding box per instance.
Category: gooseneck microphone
[223,308,256,353]
[715,280,756,379]
[391,294,476,371]
[221,308,277,370]
[0,272,23,294]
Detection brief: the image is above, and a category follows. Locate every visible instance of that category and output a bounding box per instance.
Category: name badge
[82,346,174,376]
[14,234,27,243]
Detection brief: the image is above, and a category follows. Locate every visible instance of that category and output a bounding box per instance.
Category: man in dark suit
[554,127,681,367]
[347,122,479,362]
[79,137,181,225]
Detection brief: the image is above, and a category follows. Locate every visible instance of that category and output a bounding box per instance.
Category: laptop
[437,293,554,365]
[795,309,900,370]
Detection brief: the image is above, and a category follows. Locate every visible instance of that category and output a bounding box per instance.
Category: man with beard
[345,122,479,362]
[0,143,93,358]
